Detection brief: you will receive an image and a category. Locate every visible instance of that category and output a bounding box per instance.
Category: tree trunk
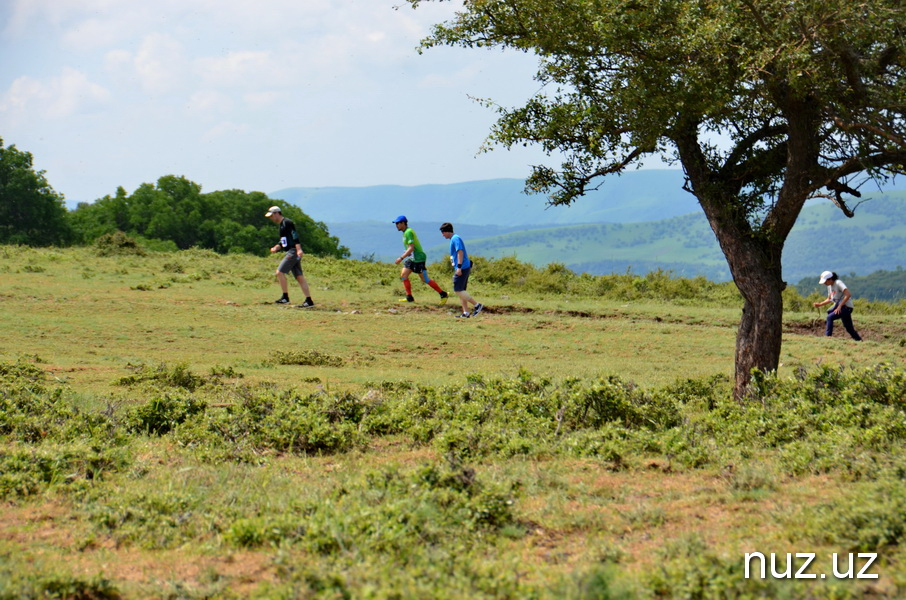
[725,246,786,400]
[682,181,789,401]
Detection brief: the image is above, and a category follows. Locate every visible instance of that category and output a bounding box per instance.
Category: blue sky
[1,0,559,206]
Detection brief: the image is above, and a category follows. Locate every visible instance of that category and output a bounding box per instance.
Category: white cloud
[2,0,565,202]
[187,90,234,116]
[0,67,110,120]
[134,33,187,94]
[195,50,289,89]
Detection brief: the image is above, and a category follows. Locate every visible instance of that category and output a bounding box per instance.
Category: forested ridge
[0,138,348,258]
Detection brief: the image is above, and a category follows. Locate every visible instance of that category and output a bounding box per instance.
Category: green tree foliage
[70,175,349,258]
[411,0,906,399]
[0,138,72,246]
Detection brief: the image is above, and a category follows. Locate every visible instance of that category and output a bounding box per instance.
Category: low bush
[116,362,208,391]
[0,570,121,600]
[269,350,345,368]
[173,387,365,460]
[124,393,207,435]
[801,478,906,551]
[93,231,145,256]
[0,442,131,499]
[0,361,123,445]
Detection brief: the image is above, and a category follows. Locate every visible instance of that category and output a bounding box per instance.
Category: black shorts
[453,267,471,292]
[404,259,426,273]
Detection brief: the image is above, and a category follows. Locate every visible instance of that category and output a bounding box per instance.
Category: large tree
[0,138,72,246]
[410,0,906,399]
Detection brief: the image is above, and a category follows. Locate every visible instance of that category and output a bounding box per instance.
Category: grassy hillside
[420,192,906,286]
[2,244,905,598]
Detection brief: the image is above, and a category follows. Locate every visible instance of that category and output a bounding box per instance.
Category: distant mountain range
[270,170,699,226]
[270,172,906,284]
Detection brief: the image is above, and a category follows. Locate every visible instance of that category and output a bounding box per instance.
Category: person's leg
[453,269,475,316]
[294,274,311,299]
[456,291,472,313]
[400,267,414,300]
[295,275,310,297]
[825,309,838,336]
[421,269,445,293]
[276,271,289,294]
[275,253,298,302]
[840,307,862,341]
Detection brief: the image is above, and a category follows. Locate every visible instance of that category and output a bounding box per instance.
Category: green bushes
[124,394,207,435]
[433,256,749,304]
[269,350,345,367]
[93,231,146,256]
[117,362,208,391]
[0,371,122,445]
[3,356,906,597]
[0,442,130,499]
[0,569,121,600]
[803,479,906,551]
[4,359,905,474]
[173,387,366,460]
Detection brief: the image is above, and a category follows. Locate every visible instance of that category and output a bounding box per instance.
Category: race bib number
[280,236,288,247]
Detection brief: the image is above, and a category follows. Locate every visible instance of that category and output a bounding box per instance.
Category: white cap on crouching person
[818,270,834,284]
[265,206,281,217]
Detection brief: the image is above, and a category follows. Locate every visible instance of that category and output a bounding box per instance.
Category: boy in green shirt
[392,215,448,304]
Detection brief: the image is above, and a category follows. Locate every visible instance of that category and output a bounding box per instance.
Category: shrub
[173,387,365,460]
[802,479,906,551]
[0,362,122,444]
[124,394,207,435]
[0,570,121,600]
[94,231,145,256]
[0,442,130,499]
[116,362,208,391]
[270,350,344,368]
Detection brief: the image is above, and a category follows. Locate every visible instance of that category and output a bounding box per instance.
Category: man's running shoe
[455,312,470,319]
[298,299,315,308]
[470,303,484,316]
[274,298,290,304]
[399,295,415,303]
[439,291,449,305]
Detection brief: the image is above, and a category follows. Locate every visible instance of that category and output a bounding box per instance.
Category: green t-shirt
[403,227,427,263]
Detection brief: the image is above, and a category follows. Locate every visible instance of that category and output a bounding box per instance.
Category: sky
[0,0,559,206]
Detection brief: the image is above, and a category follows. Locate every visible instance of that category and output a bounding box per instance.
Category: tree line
[0,138,349,258]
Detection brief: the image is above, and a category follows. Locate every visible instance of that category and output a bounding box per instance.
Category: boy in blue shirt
[440,222,484,318]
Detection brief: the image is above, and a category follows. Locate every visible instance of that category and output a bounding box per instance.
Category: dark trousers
[826,305,862,341]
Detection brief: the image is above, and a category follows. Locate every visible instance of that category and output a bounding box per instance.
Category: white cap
[265,206,281,217]
[818,270,833,284]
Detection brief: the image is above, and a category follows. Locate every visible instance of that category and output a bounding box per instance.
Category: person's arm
[395,243,414,265]
[833,288,852,314]
[813,286,834,308]
[455,249,464,275]
[295,243,303,259]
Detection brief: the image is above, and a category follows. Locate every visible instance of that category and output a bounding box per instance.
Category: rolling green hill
[421,192,906,287]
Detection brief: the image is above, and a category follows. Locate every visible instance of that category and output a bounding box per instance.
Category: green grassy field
[1,244,905,599]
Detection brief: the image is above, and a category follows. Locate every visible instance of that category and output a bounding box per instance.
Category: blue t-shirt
[449,234,471,270]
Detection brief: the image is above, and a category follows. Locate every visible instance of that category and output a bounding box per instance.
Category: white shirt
[829,280,854,309]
